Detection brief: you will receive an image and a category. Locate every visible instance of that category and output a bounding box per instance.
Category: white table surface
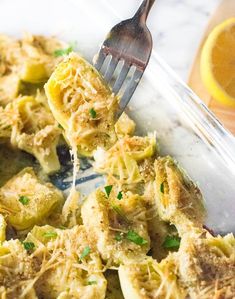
[107,0,221,81]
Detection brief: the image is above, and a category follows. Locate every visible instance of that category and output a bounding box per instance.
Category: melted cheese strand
[61,116,81,226]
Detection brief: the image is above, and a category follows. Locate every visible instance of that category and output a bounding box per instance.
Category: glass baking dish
[0,0,235,234]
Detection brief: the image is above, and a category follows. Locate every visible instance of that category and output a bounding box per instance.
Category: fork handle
[134,0,155,24]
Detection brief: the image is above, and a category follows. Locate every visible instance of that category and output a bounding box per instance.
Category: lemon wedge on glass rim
[201,18,235,107]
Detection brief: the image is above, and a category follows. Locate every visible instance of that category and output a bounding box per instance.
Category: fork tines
[94,48,144,116]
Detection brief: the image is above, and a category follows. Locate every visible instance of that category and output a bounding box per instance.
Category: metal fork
[94,0,155,118]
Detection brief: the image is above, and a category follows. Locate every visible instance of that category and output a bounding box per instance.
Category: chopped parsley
[53,41,77,57]
[53,46,73,57]
[104,185,113,198]
[114,231,147,246]
[126,230,148,246]
[23,242,35,251]
[58,124,63,129]
[87,280,97,285]
[19,195,29,205]
[160,182,164,193]
[80,246,91,260]
[162,235,181,250]
[115,232,123,242]
[117,191,123,200]
[89,108,97,119]
[43,231,58,239]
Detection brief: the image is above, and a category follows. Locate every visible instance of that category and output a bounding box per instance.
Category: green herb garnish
[162,235,181,250]
[104,185,113,198]
[89,108,97,119]
[43,232,58,239]
[23,242,35,251]
[87,280,97,285]
[53,41,77,57]
[58,124,63,129]
[115,232,123,242]
[19,195,29,205]
[80,246,91,260]
[117,191,123,200]
[126,230,148,246]
[53,46,73,57]
[160,182,164,193]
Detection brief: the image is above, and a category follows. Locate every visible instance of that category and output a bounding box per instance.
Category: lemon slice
[201,18,235,107]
